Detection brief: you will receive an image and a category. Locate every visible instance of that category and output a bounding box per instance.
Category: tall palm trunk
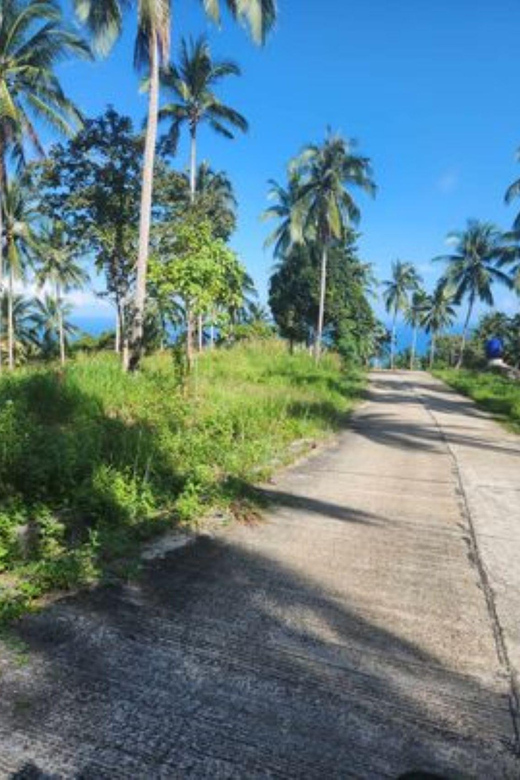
[7,266,14,370]
[429,333,436,369]
[456,295,474,370]
[410,324,418,370]
[0,149,4,375]
[115,304,121,353]
[315,244,328,362]
[189,126,204,354]
[189,126,197,202]
[129,31,160,372]
[186,304,194,370]
[56,282,65,366]
[390,308,398,370]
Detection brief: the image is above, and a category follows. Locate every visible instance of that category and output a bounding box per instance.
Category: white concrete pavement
[0,371,519,778]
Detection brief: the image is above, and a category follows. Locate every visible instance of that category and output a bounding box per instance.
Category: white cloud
[11,282,113,314]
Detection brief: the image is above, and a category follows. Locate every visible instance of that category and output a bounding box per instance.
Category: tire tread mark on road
[412,381,520,756]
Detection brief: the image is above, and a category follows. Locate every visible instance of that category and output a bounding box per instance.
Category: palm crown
[159,36,248,155]
[436,220,511,308]
[292,132,376,244]
[383,260,422,317]
[0,0,90,163]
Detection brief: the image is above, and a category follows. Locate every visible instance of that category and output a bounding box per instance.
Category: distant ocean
[71,314,455,357]
[71,315,114,337]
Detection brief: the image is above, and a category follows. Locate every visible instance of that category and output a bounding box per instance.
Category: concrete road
[1,372,520,778]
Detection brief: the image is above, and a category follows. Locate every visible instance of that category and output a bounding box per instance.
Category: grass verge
[0,341,364,624]
[435,369,520,432]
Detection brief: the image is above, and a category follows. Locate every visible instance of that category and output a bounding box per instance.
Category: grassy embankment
[0,341,364,623]
[435,369,520,432]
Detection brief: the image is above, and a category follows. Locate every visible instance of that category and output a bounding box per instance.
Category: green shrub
[0,342,364,623]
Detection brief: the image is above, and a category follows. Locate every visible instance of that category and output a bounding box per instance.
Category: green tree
[382,260,422,370]
[36,222,89,365]
[291,131,376,360]
[159,36,248,200]
[436,220,512,368]
[150,217,245,367]
[154,160,237,241]
[404,289,428,370]
[0,0,88,373]
[75,0,275,371]
[2,177,39,370]
[33,108,142,361]
[420,281,457,368]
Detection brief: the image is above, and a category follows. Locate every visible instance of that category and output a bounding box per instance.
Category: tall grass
[0,341,364,622]
[436,369,520,431]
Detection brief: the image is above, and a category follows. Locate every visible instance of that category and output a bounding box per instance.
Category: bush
[0,342,364,622]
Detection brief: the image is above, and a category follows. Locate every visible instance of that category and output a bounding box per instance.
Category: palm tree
[159,36,248,201]
[436,220,512,368]
[168,161,237,240]
[0,293,38,364]
[75,0,275,372]
[0,0,88,373]
[404,289,428,370]
[32,294,78,358]
[421,282,457,368]
[36,222,89,365]
[263,172,305,259]
[2,177,39,370]
[291,131,376,360]
[382,260,421,370]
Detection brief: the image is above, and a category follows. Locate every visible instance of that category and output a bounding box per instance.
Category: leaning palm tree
[0,0,88,372]
[291,131,376,360]
[382,260,422,370]
[2,178,39,370]
[404,289,428,370]
[421,281,457,368]
[74,0,276,372]
[159,36,248,201]
[36,222,89,365]
[435,220,512,368]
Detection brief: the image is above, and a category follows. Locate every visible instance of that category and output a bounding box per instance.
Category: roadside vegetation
[434,369,520,432]
[0,341,364,624]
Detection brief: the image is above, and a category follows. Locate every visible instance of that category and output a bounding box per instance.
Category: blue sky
[55,0,520,325]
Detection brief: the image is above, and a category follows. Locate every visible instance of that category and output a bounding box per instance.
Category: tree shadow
[0,536,516,777]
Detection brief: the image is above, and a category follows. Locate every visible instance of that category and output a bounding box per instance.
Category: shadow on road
[1,535,516,778]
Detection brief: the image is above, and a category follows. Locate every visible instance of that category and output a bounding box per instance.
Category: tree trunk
[189,127,197,203]
[197,313,203,352]
[315,244,328,362]
[186,306,194,370]
[429,333,436,369]
[128,31,160,372]
[8,266,14,371]
[390,309,397,370]
[456,296,474,370]
[0,151,4,375]
[57,283,65,366]
[115,303,121,353]
[410,325,417,370]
